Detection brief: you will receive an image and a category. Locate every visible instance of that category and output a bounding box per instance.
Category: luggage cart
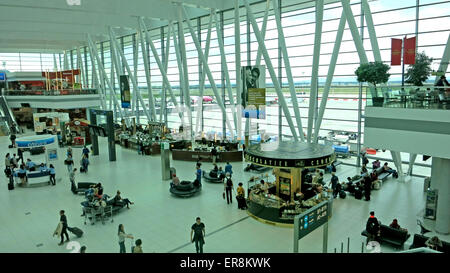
[83,205,113,225]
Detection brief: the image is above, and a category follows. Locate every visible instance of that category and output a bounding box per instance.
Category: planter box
[372,97,385,107]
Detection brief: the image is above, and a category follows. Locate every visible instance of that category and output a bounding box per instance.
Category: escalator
[0,95,19,134]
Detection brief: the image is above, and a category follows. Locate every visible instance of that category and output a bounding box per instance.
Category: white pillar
[362,0,382,62]
[307,0,324,143]
[407,153,417,176]
[430,157,450,234]
[235,0,242,140]
[390,150,404,177]
[434,34,450,84]
[313,10,346,143]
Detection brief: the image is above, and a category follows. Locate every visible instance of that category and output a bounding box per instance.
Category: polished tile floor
[0,134,448,253]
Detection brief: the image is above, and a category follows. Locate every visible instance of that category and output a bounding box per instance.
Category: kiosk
[244,141,335,226]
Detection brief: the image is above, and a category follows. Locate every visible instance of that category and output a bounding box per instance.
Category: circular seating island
[170,180,202,197]
[203,171,222,183]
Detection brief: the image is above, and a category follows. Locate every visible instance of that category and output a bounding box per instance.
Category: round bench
[203,172,222,183]
[170,180,202,197]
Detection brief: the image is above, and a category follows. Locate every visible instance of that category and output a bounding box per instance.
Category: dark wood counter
[172,149,243,162]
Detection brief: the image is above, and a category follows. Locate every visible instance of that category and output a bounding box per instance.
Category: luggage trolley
[83,205,113,225]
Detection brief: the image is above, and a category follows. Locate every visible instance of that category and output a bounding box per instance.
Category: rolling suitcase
[8,182,14,190]
[80,166,85,173]
[339,190,346,199]
[355,189,363,200]
[67,227,83,238]
[8,145,13,148]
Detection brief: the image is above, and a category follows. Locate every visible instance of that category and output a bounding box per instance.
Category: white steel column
[273,0,305,142]
[133,34,140,124]
[109,27,151,122]
[341,0,369,64]
[235,0,242,141]
[255,0,271,67]
[313,10,347,143]
[139,17,185,124]
[390,150,404,177]
[87,34,127,124]
[137,18,157,121]
[362,0,382,62]
[180,6,235,139]
[87,44,107,110]
[162,23,173,124]
[76,47,85,88]
[195,13,213,135]
[431,157,450,234]
[243,0,298,141]
[307,0,324,143]
[53,54,58,71]
[63,51,69,70]
[407,153,417,176]
[435,34,450,83]
[172,24,186,128]
[214,10,238,131]
[177,5,193,140]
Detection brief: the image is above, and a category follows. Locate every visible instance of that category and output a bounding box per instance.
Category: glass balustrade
[2,88,98,96]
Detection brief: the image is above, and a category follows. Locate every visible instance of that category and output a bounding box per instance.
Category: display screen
[0,72,6,81]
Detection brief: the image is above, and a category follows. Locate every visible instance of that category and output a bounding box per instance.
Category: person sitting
[294,188,304,201]
[26,159,36,171]
[372,160,381,169]
[38,163,47,172]
[113,190,134,209]
[383,163,396,174]
[317,172,325,186]
[93,183,103,200]
[17,164,27,185]
[361,164,368,175]
[370,171,378,182]
[345,177,356,194]
[217,167,226,182]
[312,169,321,184]
[389,219,400,229]
[425,236,443,251]
[209,164,218,178]
[171,174,180,188]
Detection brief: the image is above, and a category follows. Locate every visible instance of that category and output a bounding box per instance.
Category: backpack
[226,178,233,187]
[363,157,369,165]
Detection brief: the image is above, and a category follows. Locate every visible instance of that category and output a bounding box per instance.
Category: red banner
[391,38,402,66]
[403,37,416,65]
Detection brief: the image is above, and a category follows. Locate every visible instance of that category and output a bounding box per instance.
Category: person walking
[10,133,16,148]
[82,145,90,159]
[225,162,233,177]
[330,172,339,198]
[211,146,218,164]
[49,164,56,186]
[58,210,70,246]
[195,165,202,185]
[190,217,205,253]
[365,211,380,245]
[224,174,234,204]
[118,224,134,253]
[65,154,74,173]
[70,168,77,194]
[81,154,89,173]
[79,246,87,253]
[5,153,11,169]
[11,154,18,169]
[67,147,73,158]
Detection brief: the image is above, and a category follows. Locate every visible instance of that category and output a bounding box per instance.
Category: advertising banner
[391,38,402,66]
[241,65,266,119]
[120,75,131,109]
[47,148,58,161]
[403,37,416,65]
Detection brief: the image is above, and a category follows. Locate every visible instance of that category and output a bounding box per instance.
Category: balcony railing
[366,85,450,110]
[2,89,98,96]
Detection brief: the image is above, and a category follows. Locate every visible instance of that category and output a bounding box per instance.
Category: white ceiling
[0,0,339,53]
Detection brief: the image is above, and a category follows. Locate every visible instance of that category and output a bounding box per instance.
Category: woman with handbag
[236,183,247,210]
[224,174,234,205]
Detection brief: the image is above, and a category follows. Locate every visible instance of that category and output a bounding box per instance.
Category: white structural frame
[87,42,107,110]
[137,18,157,122]
[138,17,185,124]
[243,0,298,141]
[255,0,271,68]
[87,34,127,125]
[109,27,152,122]
[194,12,213,135]
[234,0,242,140]
[272,0,305,142]
[214,9,238,131]
[307,0,324,143]
[172,20,187,129]
[161,22,173,124]
[180,5,235,139]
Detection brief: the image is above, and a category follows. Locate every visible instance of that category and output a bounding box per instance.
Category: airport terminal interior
[0,0,449,254]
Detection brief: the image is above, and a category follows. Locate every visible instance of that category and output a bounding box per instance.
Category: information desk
[171,149,243,162]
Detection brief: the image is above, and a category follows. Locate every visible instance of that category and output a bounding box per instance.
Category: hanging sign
[391,38,402,66]
[241,65,266,119]
[120,75,131,108]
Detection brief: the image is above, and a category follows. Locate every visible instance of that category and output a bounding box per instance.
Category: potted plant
[355,62,391,106]
[405,51,433,87]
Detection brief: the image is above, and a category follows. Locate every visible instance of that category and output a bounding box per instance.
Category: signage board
[120,75,131,108]
[241,65,266,119]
